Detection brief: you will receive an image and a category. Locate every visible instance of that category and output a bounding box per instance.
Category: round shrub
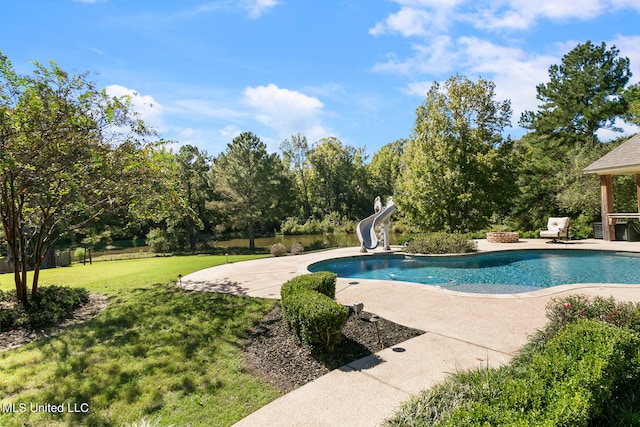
[270,243,288,257]
[290,242,305,255]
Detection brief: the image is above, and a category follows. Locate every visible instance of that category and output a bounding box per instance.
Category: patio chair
[540,217,570,243]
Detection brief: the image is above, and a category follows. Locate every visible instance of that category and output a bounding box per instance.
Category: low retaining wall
[486,232,520,243]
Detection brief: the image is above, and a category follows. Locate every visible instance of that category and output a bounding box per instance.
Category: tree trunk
[248,222,255,250]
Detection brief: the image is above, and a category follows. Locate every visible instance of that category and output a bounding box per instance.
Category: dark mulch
[243,304,425,392]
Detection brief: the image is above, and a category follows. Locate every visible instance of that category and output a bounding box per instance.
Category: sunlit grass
[0,254,263,295]
[0,254,278,426]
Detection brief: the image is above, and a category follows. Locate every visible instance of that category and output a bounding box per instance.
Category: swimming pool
[307,250,640,294]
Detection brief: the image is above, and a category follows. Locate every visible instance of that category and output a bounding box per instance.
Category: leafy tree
[520,41,631,144]
[0,53,152,304]
[368,138,406,200]
[174,144,212,251]
[280,133,312,219]
[306,137,371,220]
[623,83,640,126]
[397,74,513,232]
[210,132,288,249]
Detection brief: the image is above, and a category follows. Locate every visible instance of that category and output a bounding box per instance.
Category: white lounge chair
[540,217,570,243]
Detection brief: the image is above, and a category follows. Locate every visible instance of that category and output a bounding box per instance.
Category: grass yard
[0,254,279,427]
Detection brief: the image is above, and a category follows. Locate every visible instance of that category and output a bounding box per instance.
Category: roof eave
[583,165,640,175]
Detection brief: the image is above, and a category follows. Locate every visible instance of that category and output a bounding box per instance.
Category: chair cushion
[547,217,569,231]
[541,217,570,238]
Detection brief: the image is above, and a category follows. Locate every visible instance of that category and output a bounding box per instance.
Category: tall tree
[175,144,212,251]
[623,83,640,126]
[368,139,406,201]
[0,53,152,304]
[512,41,633,230]
[520,41,631,144]
[280,133,312,219]
[397,75,513,232]
[210,132,287,249]
[306,137,370,220]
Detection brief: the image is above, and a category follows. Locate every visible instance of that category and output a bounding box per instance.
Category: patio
[180,239,640,427]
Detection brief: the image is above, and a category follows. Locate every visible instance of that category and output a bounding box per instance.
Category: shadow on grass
[6,284,275,427]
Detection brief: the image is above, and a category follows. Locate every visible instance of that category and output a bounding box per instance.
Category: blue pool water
[307,250,640,294]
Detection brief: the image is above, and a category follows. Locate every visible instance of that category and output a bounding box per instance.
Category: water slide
[356,197,395,251]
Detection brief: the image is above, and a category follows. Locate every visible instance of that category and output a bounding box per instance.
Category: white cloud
[400,38,558,130]
[611,34,640,84]
[372,36,455,76]
[243,0,279,19]
[370,7,434,37]
[470,0,606,31]
[372,0,640,35]
[104,84,166,132]
[241,83,331,142]
[370,1,463,37]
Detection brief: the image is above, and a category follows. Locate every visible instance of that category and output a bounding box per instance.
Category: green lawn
[0,255,279,427]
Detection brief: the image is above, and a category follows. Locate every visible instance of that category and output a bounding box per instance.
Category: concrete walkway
[180,239,640,427]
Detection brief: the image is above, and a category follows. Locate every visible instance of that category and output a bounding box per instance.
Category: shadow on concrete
[179,278,251,296]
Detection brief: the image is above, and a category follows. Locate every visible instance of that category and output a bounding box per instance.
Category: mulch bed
[0,293,110,352]
[243,304,425,392]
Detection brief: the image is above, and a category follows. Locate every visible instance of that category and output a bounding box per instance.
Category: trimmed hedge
[440,319,640,426]
[280,272,348,353]
[281,272,337,300]
[284,289,349,353]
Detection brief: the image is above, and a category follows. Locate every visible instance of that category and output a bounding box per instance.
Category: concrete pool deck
[180,238,640,427]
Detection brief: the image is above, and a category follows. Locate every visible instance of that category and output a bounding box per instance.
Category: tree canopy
[210,132,288,249]
[0,53,153,303]
[397,75,514,232]
[520,41,631,144]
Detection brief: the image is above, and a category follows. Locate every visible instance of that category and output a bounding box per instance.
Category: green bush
[280,272,337,300]
[283,289,348,353]
[280,213,356,235]
[0,286,90,330]
[26,285,90,328]
[546,294,640,334]
[441,319,640,426]
[403,232,476,254]
[280,271,346,353]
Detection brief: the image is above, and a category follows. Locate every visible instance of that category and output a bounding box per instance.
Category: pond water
[307,250,640,294]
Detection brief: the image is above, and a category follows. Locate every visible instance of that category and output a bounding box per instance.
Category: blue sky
[3,0,640,157]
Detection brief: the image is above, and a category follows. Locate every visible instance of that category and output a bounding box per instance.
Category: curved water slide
[356,197,395,251]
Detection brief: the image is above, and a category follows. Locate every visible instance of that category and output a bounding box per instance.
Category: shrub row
[280,213,356,235]
[441,319,640,426]
[0,286,90,331]
[402,232,476,255]
[386,296,640,426]
[270,242,305,257]
[280,272,348,353]
[546,294,640,333]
